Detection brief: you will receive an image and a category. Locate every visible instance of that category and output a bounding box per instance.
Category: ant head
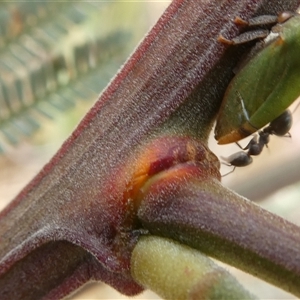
[264,110,292,136]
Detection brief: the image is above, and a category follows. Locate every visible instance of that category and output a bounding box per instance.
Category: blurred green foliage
[0,1,150,152]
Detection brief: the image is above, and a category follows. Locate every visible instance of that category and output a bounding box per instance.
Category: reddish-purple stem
[0,0,299,299]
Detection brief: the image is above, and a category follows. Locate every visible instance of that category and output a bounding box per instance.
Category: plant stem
[131,236,258,300]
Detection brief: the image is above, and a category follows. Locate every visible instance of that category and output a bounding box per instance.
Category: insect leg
[222,166,236,177]
[218,30,269,45]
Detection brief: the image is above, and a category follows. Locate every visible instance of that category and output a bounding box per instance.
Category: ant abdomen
[222,151,253,167]
[221,151,253,176]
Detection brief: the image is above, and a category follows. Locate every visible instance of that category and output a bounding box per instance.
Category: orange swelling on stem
[124,136,221,207]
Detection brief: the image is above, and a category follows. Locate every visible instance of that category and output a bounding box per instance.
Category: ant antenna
[222,166,236,177]
[292,101,300,114]
[236,91,250,121]
[235,91,258,130]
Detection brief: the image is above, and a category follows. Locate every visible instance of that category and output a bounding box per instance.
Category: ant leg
[235,134,262,156]
[218,14,275,46]
[222,166,236,177]
[235,15,278,27]
[236,142,243,149]
[292,101,300,114]
[235,137,258,151]
[280,132,292,139]
[221,161,232,167]
[218,12,294,46]
[289,101,300,134]
[218,30,269,45]
[237,134,259,149]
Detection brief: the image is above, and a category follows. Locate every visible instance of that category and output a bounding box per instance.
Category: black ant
[222,109,292,176]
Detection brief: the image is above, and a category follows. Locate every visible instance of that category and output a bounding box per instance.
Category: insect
[222,108,293,176]
[215,11,300,145]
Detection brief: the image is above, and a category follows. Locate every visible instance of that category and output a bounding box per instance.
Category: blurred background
[0,1,299,299]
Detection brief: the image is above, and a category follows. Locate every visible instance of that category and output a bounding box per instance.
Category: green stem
[131,236,258,300]
[138,177,300,296]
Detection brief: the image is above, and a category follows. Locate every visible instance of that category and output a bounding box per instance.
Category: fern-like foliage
[0,2,139,152]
